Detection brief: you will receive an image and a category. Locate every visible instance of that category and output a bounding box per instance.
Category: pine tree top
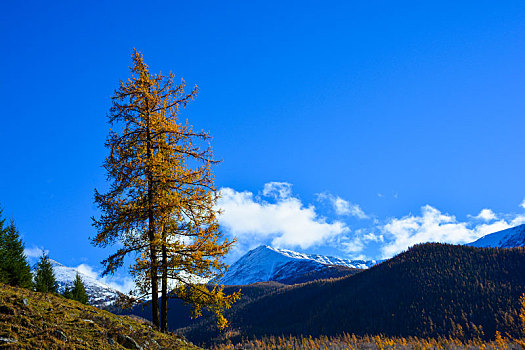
[34,252,58,294]
[71,272,89,304]
[0,211,33,289]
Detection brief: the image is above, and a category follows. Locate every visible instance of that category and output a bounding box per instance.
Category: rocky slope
[0,282,200,349]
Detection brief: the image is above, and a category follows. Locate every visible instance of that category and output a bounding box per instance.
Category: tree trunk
[161,232,168,332]
[148,223,159,329]
[148,194,159,328]
[146,115,159,329]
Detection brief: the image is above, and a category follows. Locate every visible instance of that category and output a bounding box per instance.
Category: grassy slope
[0,283,201,349]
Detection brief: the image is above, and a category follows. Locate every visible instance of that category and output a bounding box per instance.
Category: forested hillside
[182,244,525,344]
[117,282,287,331]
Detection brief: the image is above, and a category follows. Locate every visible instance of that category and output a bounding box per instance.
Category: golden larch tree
[92,49,239,331]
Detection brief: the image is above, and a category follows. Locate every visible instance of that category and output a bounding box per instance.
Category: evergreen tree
[0,269,6,284]
[0,210,6,285]
[92,49,239,331]
[34,252,58,293]
[62,284,72,299]
[0,209,33,289]
[71,273,89,304]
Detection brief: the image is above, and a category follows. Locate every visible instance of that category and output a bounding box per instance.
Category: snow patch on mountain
[267,246,377,269]
[218,245,378,285]
[468,224,525,248]
[31,259,122,308]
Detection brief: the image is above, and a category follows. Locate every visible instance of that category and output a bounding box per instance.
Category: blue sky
[2,1,525,291]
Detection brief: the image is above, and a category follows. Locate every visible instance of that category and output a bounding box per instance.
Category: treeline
[0,208,88,304]
[183,243,525,344]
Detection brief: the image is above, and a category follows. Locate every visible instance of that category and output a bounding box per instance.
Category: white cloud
[262,182,292,199]
[76,264,99,279]
[474,220,511,237]
[380,205,482,258]
[521,198,525,209]
[102,276,135,294]
[363,232,384,242]
[317,193,368,219]
[510,214,525,227]
[379,204,525,259]
[338,229,383,258]
[473,209,497,221]
[24,246,48,259]
[76,263,135,293]
[217,185,349,249]
[340,236,365,254]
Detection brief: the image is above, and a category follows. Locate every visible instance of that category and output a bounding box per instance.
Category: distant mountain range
[117,223,525,342]
[218,224,525,287]
[468,224,525,248]
[29,259,122,308]
[182,243,525,344]
[218,245,378,285]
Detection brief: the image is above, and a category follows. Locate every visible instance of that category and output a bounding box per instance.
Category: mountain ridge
[218,245,377,285]
[468,223,525,248]
[183,243,525,344]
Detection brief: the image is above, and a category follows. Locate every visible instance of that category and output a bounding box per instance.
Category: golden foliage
[92,49,239,330]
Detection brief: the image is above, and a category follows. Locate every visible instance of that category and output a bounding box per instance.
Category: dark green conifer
[34,252,58,293]
[71,273,89,304]
[62,284,72,299]
[0,210,33,289]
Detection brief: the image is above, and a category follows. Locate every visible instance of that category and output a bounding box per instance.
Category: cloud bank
[24,246,50,259]
[217,182,525,261]
[217,182,349,250]
[75,263,135,293]
[379,205,525,258]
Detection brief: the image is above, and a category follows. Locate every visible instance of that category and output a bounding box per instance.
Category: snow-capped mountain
[33,259,122,308]
[468,224,525,248]
[218,245,379,285]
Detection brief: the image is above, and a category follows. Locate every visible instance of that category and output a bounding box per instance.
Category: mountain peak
[218,245,377,285]
[468,224,525,248]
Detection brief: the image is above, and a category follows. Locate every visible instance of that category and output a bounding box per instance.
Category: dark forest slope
[182,243,525,344]
[118,281,287,332]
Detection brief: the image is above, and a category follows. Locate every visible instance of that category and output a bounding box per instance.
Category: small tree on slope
[34,252,58,293]
[62,284,72,299]
[0,210,33,289]
[71,273,89,304]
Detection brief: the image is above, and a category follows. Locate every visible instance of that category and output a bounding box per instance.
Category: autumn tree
[92,49,239,331]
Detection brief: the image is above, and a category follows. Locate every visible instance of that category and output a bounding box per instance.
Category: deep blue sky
[2,1,525,288]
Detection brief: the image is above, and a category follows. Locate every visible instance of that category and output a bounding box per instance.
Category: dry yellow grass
[210,333,525,350]
[0,283,201,349]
